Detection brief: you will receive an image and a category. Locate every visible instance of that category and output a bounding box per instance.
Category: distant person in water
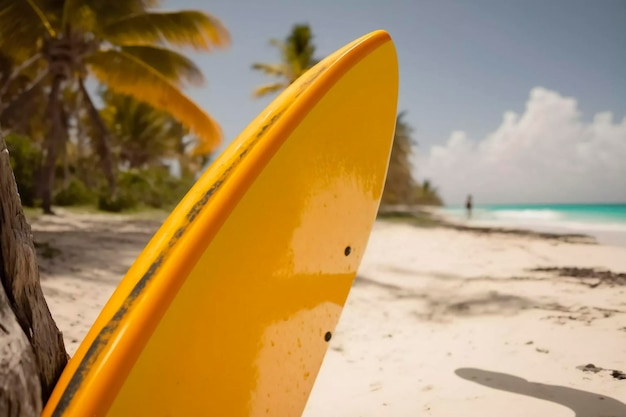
[466,194,473,219]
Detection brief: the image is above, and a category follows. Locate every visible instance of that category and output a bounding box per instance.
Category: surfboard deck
[43,29,399,417]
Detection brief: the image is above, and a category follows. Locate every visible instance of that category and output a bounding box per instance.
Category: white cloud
[417,87,626,205]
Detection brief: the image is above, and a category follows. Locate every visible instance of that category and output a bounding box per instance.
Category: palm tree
[251,23,318,98]
[381,111,418,207]
[100,89,203,176]
[415,179,443,206]
[0,0,229,213]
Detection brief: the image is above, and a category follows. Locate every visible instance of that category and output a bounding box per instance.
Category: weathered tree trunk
[0,131,68,414]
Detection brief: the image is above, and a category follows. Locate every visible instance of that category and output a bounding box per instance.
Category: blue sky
[162,0,626,204]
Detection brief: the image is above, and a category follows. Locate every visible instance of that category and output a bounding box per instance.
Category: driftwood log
[0,132,68,415]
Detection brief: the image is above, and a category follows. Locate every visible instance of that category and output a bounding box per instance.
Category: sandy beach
[33,211,626,416]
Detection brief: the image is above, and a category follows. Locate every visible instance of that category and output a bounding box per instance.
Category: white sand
[304,222,626,417]
[34,212,161,355]
[33,213,626,416]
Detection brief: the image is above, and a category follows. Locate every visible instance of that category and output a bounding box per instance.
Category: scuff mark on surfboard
[185,110,285,226]
[294,66,327,98]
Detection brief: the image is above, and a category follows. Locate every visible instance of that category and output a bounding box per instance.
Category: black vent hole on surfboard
[325,331,332,342]
[344,246,351,256]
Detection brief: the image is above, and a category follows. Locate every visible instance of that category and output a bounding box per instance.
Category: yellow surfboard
[43,30,398,417]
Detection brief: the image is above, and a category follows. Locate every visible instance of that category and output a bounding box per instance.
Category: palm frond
[62,0,157,28]
[61,0,78,30]
[284,24,316,80]
[252,82,287,98]
[251,62,288,77]
[103,90,184,147]
[251,24,318,97]
[86,49,222,155]
[101,11,230,51]
[0,52,42,97]
[0,68,47,129]
[121,45,204,87]
[269,38,287,54]
[0,1,49,61]
[23,0,56,36]
[60,1,99,33]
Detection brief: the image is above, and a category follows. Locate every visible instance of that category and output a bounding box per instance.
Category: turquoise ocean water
[439,203,626,247]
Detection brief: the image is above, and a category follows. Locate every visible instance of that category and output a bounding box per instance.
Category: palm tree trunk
[0,130,68,414]
[60,105,70,190]
[78,79,117,196]
[39,76,65,214]
[75,110,92,187]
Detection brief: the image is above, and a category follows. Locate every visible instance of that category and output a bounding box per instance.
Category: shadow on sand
[353,275,536,319]
[31,214,162,281]
[455,368,626,417]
